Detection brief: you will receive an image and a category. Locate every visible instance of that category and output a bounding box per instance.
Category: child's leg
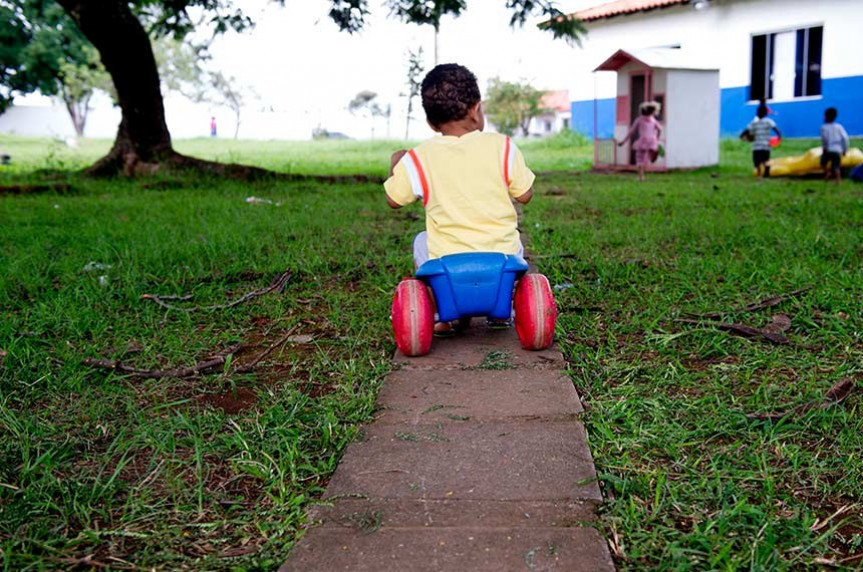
[412,231,429,271]
[412,231,453,336]
[636,150,647,181]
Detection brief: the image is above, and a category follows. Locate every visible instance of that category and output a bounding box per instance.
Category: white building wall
[665,70,720,168]
[570,0,863,102]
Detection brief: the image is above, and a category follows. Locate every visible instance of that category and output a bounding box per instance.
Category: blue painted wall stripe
[571,75,863,139]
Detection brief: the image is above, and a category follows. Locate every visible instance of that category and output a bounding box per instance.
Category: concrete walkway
[281,322,614,571]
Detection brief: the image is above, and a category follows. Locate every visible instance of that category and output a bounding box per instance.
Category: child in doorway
[384,63,535,335]
[618,101,662,182]
[821,107,849,184]
[741,105,781,177]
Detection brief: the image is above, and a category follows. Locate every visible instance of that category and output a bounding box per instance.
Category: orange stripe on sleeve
[408,149,430,207]
[503,136,511,186]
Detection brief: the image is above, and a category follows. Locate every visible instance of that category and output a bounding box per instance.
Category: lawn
[1,132,861,570]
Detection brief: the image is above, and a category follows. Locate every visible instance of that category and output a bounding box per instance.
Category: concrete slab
[325,421,602,502]
[393,321,565,370]
[307,498,600,529]
[374,369,582,425]
[280,526,615,572]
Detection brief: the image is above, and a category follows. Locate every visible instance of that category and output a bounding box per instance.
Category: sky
[18,0,600,140]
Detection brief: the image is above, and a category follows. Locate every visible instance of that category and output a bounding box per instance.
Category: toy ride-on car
[391,252,557,357]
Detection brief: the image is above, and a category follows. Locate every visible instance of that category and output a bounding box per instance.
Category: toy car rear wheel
[392,278,434,357]
[514,274,557,350]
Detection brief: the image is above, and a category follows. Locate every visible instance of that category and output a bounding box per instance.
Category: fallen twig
[746,378,856,421]
[84,323,304,379]
[809,503,859,532]
[83,343,241,379]
[233,324,300,374]
[684,286,812,320]
[141,270,292,312]
[674,317,790,344]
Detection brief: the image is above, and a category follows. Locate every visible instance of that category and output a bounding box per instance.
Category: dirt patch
[198,386,259,413]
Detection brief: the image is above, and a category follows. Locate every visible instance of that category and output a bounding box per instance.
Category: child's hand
[389,150,407,176]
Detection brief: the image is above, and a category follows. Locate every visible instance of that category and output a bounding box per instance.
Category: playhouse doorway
[629,74,647,165]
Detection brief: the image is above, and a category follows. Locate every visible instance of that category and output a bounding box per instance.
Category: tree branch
[683,286,813,320]
[141,270,292,312]
[83,343,241,379]
[233,324,300,374]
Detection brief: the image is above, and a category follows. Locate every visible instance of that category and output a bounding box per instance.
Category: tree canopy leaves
[484,77,548,136]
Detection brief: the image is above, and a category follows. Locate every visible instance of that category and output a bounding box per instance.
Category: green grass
[529,161,863,569]
[1,132,862,569]
[0,143,416,568]
[0,129,592,176]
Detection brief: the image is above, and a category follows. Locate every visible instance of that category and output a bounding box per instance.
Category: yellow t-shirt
[384,131,535,260]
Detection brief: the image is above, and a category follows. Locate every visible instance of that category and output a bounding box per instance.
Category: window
[750,25,822,101]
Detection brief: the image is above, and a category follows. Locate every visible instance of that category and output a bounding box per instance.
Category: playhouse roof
[572,0,688,22]
[594,47,719,72]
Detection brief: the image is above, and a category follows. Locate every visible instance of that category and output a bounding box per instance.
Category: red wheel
[514,274,557,350]
[392,278,434,357]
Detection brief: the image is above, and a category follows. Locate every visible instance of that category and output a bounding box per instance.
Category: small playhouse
[593,48,720,171]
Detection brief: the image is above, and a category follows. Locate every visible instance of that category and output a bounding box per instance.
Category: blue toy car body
[415,252,528,322]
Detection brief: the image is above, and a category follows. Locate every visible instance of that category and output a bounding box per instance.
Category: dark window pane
[750,34,767,101]
[794,29,805,97]
[767,34,775,99]
[807,26,823,96]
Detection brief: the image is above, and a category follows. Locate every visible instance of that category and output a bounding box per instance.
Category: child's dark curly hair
[421,63,481,128]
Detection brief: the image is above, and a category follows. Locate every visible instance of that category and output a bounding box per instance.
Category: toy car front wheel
[392,278,434,357]
[514,274,557,351]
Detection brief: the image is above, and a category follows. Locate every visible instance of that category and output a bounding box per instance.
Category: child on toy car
[384,63,535,336]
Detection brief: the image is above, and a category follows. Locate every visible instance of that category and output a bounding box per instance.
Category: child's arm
[618,119,638,146]
[389,150,407,177]
[841,125,850,154]
[514,187,533,204]
[385,149,410,209]
[772,126,782,140]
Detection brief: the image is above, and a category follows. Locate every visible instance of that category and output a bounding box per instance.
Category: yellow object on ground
[760,147,863,177]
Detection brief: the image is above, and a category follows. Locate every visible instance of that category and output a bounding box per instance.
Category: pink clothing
[625,115,661,151]
[635,149,652,166]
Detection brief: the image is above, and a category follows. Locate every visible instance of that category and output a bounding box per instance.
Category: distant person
[821,107,849,184]
[384,63,535,336]
[210,116,217,137]
[741,105,781,177]
[618,101,662,182]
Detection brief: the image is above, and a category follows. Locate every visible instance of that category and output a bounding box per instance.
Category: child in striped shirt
[821,107,850,184]
[742,105,781,177]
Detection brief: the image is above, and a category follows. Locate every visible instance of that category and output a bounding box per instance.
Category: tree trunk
[56,0,174,175]
[62,90,90,137]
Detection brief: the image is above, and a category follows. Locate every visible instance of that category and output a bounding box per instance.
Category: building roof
[540,90,570,113]
[594,47,719,71]
[572,0,688,22]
